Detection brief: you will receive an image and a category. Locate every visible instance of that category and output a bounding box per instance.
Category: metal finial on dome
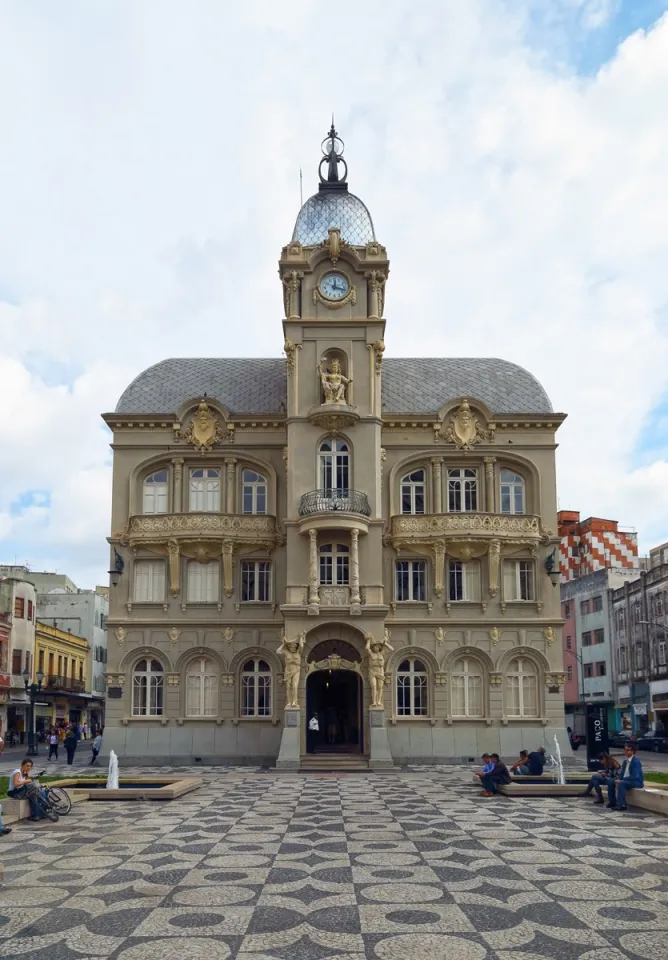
[319,119,348,191]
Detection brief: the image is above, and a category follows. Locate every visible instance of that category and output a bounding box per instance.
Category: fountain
[106,749,119,790]
[552,733,566,786]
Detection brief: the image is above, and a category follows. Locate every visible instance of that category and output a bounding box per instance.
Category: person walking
[64,727,78,766]
[606,743,644,811]
[89,730,103,765]
[583,752,620,804]
[82,722,88,740]
[47,730,59,761]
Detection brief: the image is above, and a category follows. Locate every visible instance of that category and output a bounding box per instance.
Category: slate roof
[114,356,552,415]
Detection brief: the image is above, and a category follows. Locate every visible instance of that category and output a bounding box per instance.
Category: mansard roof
[114,356,553,416]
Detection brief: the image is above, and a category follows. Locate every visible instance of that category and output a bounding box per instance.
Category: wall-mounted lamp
[109,549,125,588]
[544,548,561,587]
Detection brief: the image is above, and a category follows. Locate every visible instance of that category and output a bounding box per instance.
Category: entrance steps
[299,754,370,772]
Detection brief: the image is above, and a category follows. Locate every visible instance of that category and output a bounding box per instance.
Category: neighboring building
[561,567,638,737]
[0,581,12,735]
[558,511,638,581]
[34,621,90,735]
[0,565,78,594]
[610,547,668,735]
[103,126,569,765]
[36,588,108,730]
[0,576,37,743]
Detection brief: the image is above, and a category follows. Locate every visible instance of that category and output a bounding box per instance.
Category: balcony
[390,512,547,544]
[124,512,280,548]
[45,674,86,695]
[298,489,371,536]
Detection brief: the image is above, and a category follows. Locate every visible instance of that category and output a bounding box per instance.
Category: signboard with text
[586,704,609,769]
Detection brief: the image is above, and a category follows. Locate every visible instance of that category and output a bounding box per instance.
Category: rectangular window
[79,662,84,681]
[584,663,594,678]
[596,661,607,677]
[241,561,272,602]
[659,640,666,667]
[567,665,573,680]
[25,651,31,675]
[319,547,349,586]
[48,652,55,675]
[592,595,603,612]
[187,561,220,603]
[566,636,572,649]
[71,658,76,679]
[619,646,628,672]
[27,600,34,621]
[503,560,535,601]
[580,599,590,615]
[134,560,166,603]
[564,601,571,618]
[57,655,62,675]
[594,628,605,644]
[189,468,221,512]
[447,468,478,512]
[13,596,25,618]
[582,631,592,647]
[395,560,426,602]
[12,650,21,675]
[448,561,480,602]
[38,649,45,671]
[617,609,626,633]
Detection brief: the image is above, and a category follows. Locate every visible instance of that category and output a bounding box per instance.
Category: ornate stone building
[103,126,568,766]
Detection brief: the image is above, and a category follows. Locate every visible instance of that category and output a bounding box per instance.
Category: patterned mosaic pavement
[1,765,668,960]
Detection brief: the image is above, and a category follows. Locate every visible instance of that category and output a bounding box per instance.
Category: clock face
[320,272,350,300]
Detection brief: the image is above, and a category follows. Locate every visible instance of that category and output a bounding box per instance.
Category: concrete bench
[627,787,668,815]
[2,790,89,825]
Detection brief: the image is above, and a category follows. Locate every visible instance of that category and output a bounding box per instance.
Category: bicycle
[30,772,72,821]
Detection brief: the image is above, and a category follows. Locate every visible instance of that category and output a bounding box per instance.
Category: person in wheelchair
[8,758,46,821]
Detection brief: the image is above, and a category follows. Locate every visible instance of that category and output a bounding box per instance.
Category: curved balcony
[298,489,371,536]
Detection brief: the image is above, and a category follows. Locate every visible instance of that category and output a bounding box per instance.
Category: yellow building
[34,621,90,735]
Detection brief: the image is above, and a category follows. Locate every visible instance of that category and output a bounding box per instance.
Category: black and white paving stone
[1,765,667,959]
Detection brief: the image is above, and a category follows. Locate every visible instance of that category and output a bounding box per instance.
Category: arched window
[319,439,349,493]
[500,470,525,515]
[319,543,349,585]
[241,658,272,717]
[189,468,220,512]
[186,657,218,717]
[451,657,483,717]
[401,469,426,515]
[504,657,539,718]
[131,658,164,717]
[396,658,428,716]
[143,470,169,515]
[448,468,478,512]
[242,470,267,515]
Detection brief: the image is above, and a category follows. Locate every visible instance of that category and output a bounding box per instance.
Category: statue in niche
[278,631,306,708]
[365,631,394,708]
[318,357,351,405]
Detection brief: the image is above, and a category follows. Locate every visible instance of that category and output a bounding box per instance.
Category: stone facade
[103,127,569,765]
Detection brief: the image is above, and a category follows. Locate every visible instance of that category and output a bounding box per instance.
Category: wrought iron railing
[299,488,371,517]
[46,674,86,694]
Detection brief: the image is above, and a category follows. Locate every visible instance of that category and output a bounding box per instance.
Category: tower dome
[292,122,375,247]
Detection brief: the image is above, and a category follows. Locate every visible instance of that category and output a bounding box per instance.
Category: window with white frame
[396,658,428,716]
[241,658,272,717]
[242,470,267,515]
[499,469,525,515]
[401,469,426,515]
[619,646,628,673]
[319,439,349,493]
[659,640,666,667]
[189,468,221,512]
[131,658,164,716]
[241,560,272,601]
[448,561,481,602]
[187,560,220,602]
[395,560,426,602]
[185,657,218,717]
[450,657,483,717]
[503,560,535,601]
[617,609,626,634]
[504,657,539,717]
[447,468,477,512]
[134,560,166,603]
[142,470,169,515]
[319,544,349,585]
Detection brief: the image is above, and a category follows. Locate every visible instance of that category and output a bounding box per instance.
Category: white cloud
[1,0,668,583]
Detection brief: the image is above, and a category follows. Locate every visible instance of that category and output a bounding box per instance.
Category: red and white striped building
[558,511,638,581]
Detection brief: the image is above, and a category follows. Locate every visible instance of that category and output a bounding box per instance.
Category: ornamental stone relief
[439,400,495,450]
[175,399,232,453]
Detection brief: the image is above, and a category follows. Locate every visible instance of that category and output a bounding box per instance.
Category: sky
[2,0,668,588]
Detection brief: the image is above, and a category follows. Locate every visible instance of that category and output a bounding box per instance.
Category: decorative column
[225,458,237,514]
[484,457,496,513]
[432,539,446,598]
[431,458,443,514]
[222,540,235,597]
[488,539,501,597]
[282,270,301,320]
[307,528,320,612]
[350,529,361,612]
[171,458,184,513]
[167,540,180,597]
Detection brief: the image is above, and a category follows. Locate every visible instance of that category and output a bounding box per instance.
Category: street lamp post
[22,667,45,757]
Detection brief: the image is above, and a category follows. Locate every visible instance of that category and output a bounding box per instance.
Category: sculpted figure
[365,631,394,708]
[182,399,224,452]
[278,631,306,708]
[318,358,351,405]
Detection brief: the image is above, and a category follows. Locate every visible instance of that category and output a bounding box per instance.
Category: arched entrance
[306,639,363,755]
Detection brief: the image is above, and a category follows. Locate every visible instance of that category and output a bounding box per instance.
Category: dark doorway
[306,670,363,754]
